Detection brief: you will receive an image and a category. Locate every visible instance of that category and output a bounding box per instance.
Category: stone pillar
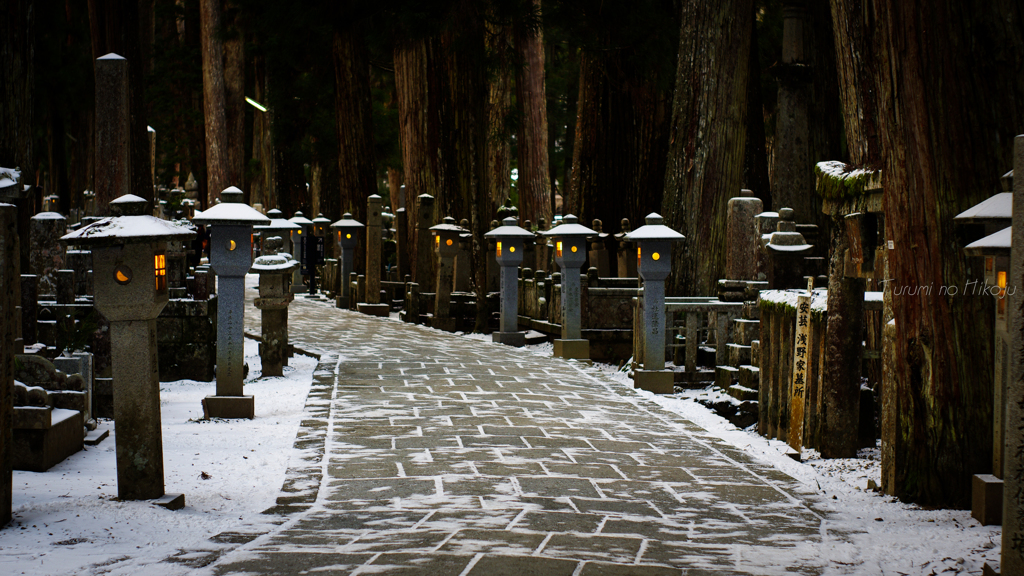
[487,220,500,293]
[396,207,409,280]
[21,274,37,345]
[253,238,296,377]
[726,189,764,280]
[485,217,532,347]
[545,215,596,360]
[1004,134,1024,573]
[358,195,389,316]
[616,218,638,279]
[415,194,435,291]
[588,219,611,277]
[455,219,472,293]
[30,212,68,297]
[94,54,130,214]
[1,203,18,526]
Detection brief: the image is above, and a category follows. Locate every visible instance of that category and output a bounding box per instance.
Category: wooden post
[789,287,813,451]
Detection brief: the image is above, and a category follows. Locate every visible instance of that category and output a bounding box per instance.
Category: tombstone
[588,219,611,278]
[455,219,472,293]
[94,54,130,213]
[615,218,638,278]
[1,203,17,526]
[307,214,331,297]
[30,212,68,297]
[535,218,552,273]
[544,215,597,360]
[288,211,314,293]
[358,195,390,316]
[192,186,271,419]
[21,274,38,345]
[726,189,764,281]
[61,194,195,507]
[765,208,813,289]
[252,237,298,377]
[430,217,468,332]
[485,217,534,347]
[626,213,685,393]
[255,208,300,260]
[415,194,436,292]
[331,213,364,307]
[486,220,501,293]
[395,206,409,279]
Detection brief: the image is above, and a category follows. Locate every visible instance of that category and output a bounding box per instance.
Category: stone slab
[203,395,255,419]
[554,338,590,360]
[357,302,390,317]
[84,427,110,446]
[152,492,185,511]
[493,331,527,347]
[633,369,675,394]
[973,474,1003,526]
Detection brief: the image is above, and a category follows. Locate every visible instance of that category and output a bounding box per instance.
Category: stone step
[732,318,760,345]
[738,365,760,391]
[727,343,751,367]
[727,384,759,402]
[673,368,716,389]
[715,365,739,389]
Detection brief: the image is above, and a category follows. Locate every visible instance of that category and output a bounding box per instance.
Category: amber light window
[556,241,563,258]
[496,241,502,257]
[155,254,167,291]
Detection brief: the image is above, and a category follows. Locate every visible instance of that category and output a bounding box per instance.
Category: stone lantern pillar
[251,237,298,377]
[331,213,364,307]
[626,213,685,393]
[192,186,271,419]
[62,194,195,506]
[308,213,331,297]
[485,217,534,347]
[544,215,598,360]
[430,217,468,332]
[288,211,314,294]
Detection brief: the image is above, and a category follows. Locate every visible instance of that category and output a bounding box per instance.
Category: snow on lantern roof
[485,217,534,239]
[954,192,1012,222]
[624,213,685,242]
[192,188,270,226]
[430,217,468,233]
[32,212,66,220]
[109,194,147,205]
[965,225,1011,256]
[62,215,196,245]
[251,253,299,273]
[289,211,314,227]
[331,213,365,229]
[543,214,596,238]
[312,213,332,225]
[255,216,300,231]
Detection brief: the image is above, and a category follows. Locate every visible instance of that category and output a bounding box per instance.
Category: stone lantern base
[203,395,254,419]
[492,331,526,347]
[357,302,390,317]
[633,369,675,394]
[554,339,589,360]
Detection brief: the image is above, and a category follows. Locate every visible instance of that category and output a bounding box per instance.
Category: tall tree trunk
[222,0,244,190]
[333,28,376,223]
[394,37,441,283]
[831,0,1024,508]
[487,20,513,217]
[568,50,672,233]
[662,0,754,297]
[1,0,33,171]
[249,54,275,210]
[514,0,550,226]
[199,0,228,204]
[742,4,770,208]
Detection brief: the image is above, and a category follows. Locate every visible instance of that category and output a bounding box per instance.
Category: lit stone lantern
[61,193,195,506]
[330,213,364,306]
[192,186,271,419]
[430,216,468,331]
[544,214,598,359]
[485,217,534,347]
[256,208,300,256]
[251,236,298,377]
[625,213,685,393]
[289,211,314,293]
[307,213,331,296]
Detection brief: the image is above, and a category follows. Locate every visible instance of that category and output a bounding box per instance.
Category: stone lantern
[289,211,314,293]
[256,209,300,257]
[625,213,685,393]
[251,236,298,377]
[61,193,195,506]
[544,215,598,360]
[307,213,331,296]
[192,186,271,419]
[430,217,468,331]
[485,217,534,347]
[764,207,813,289]
[331,213,364,306]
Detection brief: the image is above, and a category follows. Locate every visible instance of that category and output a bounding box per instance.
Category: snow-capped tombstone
[61,194,196,507]
[765,208,813,290]
[30,211,67,298]
[288,211,313,294]
[726,189,763,281]
[625,213,685,394]
[485,217,534,347]
[251,237,298,377]
[192,186,270,419]
[308,213,331,297]
[358,195,389,316]
[544,214,598,360]
[330,213,364,306]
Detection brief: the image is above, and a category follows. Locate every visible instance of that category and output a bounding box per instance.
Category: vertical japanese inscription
[789,293,813,451]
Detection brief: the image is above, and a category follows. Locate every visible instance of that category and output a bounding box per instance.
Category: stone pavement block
[514,511,605,533]
[615,465,696,483]
[465,554,579,576]
[572,498,660,517]
[362,553,475,576]
[600,518,690,540]
[519,435,593,449]
[517,476,602,499]
[436,529,546,556]
[325,478,438,501]
[579,562,683,576]
[544,463,626,479]
[473,462,547,477]
[211,552,374,575]
[542,534,645,563]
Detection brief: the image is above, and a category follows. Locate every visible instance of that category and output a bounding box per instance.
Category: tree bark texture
[223,0,245,190]
[819,220,863,458]
[0,0,34,174]
[831,0,1024,507]
[88,0,153,207]
[199,0,228,204]
[514,0,551,226]
[249,54,275,210]
[487,20,513,217]
[333,28,377,223]
[662,0,753,297]
[568,50,671,234]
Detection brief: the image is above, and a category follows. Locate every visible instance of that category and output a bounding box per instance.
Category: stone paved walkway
[168,289,832,575]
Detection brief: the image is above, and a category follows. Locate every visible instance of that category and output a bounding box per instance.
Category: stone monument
[544,215,598,360]
[485,217,534,347]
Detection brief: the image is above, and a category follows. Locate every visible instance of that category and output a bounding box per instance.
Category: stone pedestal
[202,396,254,419]
[634,369,674,394]
[972,474,1003,526]
[553,339,589,360]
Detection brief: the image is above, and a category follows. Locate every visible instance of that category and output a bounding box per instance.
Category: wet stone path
[167,288,830,575]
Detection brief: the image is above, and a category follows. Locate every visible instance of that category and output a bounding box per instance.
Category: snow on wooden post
[789,280,813,451]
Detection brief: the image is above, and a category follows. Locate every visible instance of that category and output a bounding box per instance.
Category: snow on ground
[0,338,317,576]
